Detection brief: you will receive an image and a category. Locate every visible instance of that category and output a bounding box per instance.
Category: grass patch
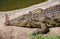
[0,0,47,11]
[30,34,60,39]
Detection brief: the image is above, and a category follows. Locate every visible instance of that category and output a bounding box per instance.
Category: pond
[0,0,47,11]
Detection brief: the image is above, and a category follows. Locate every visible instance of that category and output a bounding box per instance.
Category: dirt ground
[0,13,60,39]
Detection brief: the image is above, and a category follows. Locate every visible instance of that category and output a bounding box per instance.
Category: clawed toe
[32,29,49,35]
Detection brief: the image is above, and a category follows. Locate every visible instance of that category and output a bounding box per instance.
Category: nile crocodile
[5,4,60,35]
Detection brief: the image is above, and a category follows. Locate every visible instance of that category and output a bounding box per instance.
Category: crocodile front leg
[32,23,49,35]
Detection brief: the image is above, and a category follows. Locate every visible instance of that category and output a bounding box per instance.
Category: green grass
[30,34,60,39]
[0,0,47,11]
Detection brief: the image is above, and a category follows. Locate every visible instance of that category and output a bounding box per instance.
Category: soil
[0,14,60,39]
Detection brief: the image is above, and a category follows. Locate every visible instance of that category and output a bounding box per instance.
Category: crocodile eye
[20,18,24,21]
[18,17,25,21]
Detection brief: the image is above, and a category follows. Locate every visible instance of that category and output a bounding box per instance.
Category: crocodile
[5,4,60,35]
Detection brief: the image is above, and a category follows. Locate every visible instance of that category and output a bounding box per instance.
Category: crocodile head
[5,14,29,27]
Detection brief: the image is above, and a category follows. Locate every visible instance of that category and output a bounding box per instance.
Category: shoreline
[0,0,60,14]
[0,0,49,12]
[0,0,60,20]
[0,0,48,12]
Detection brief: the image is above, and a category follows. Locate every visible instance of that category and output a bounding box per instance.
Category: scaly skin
[5,4,60,35]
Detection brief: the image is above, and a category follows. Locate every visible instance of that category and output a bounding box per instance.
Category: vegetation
[30,34,60,39]
[0,0,47,11]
